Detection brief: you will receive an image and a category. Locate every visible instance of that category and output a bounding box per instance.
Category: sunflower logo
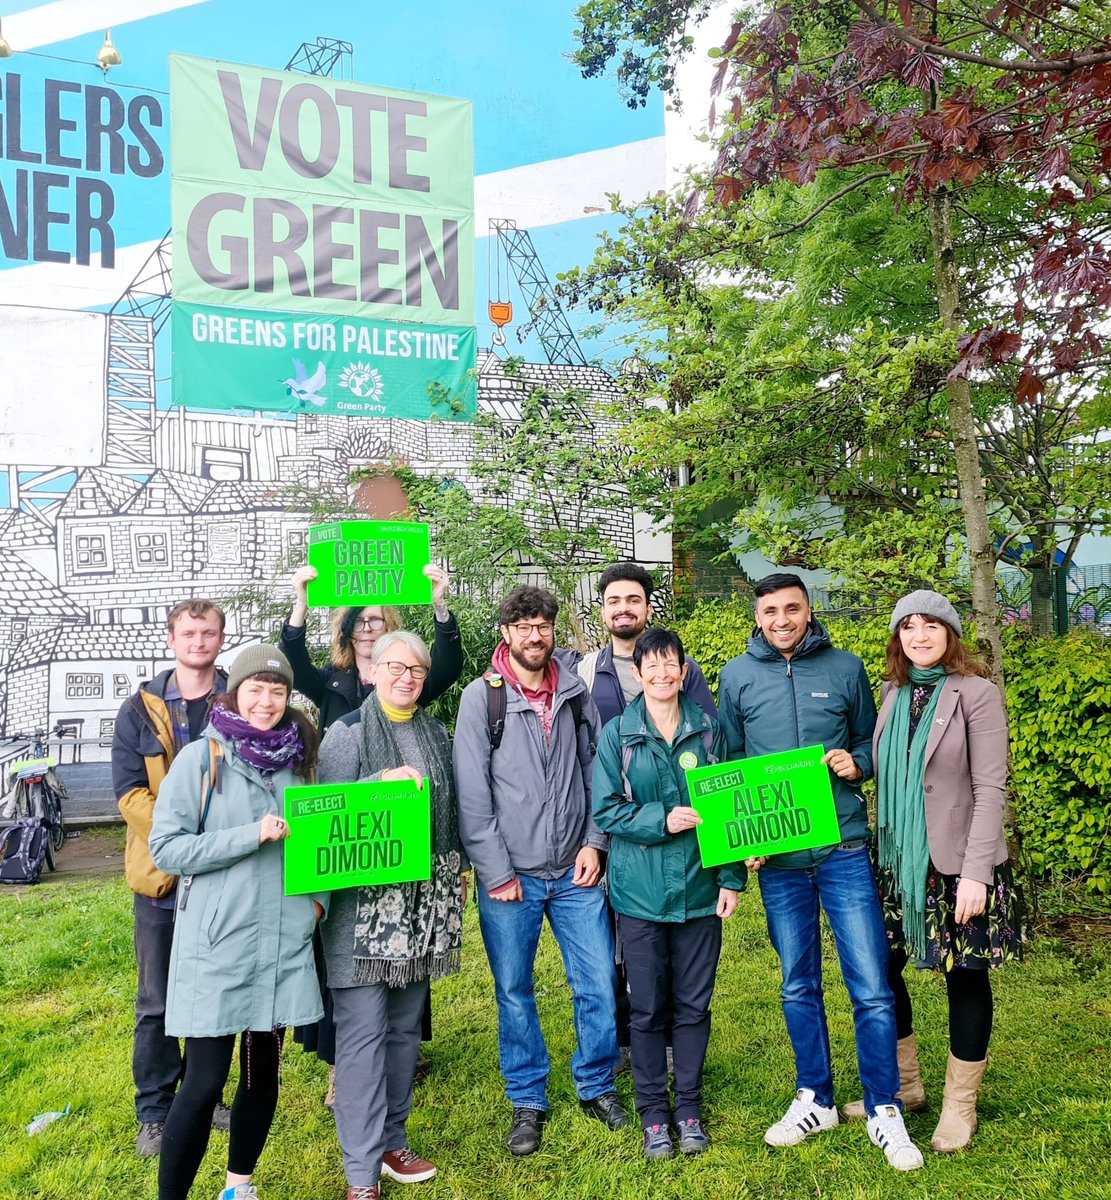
[338,362,385,401]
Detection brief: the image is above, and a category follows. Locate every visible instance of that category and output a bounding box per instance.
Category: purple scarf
[209,704,305,774]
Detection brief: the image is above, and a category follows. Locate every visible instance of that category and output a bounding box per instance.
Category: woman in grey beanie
[840,590,1024,1154]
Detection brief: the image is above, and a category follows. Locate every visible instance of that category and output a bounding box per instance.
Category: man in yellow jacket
[111,599,228,1157]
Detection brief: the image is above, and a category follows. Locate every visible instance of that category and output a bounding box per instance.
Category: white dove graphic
[282,359,327,406]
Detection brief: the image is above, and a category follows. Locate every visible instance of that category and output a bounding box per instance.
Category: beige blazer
[874,673,1009,884]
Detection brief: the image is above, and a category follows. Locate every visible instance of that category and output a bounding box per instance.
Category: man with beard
[454,585,628,1156]
[574,563,717,729]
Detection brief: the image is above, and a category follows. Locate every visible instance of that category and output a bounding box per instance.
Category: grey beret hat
[889,590,963,638]
[227,644,294,694]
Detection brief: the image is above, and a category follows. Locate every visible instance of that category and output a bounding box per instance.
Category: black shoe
[211,1102,232,1131]
[136,1121,163,1157]
[580,1091,630,1131]
[506,1107,548,1156]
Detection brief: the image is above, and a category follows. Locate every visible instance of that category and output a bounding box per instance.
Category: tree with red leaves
[573,0,1111,677]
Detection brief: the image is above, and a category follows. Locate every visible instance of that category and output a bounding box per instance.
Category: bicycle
[2,728,68,872]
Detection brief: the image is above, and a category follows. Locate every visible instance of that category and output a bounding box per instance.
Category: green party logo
[679,751,699,770]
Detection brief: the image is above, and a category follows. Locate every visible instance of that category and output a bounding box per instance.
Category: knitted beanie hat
[227,644,295,694]
[889,589,963,638]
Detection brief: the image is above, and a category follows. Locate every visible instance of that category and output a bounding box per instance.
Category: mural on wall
[0,1,669,755]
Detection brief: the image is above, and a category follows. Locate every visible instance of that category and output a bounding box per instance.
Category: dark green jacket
[718,621,877,869]
[592,693,746,922]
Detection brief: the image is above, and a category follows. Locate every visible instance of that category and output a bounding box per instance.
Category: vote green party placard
[686,745,841,867]
[306,520,432,607]
[169,54,476,419]
[283,777,432,896]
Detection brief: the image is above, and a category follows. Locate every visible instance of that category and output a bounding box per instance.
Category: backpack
[0,818,48,885]
[483,671,597,758]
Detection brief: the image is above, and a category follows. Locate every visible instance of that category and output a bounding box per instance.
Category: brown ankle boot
[840,1033,928,1120]
[930,1053,987,1153]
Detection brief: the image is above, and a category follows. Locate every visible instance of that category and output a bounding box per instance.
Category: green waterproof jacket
[592,693,746,923]
[149,728,324,1038]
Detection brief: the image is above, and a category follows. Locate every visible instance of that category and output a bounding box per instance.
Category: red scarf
[492,641,558,741]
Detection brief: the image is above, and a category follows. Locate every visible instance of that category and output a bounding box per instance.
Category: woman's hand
[955,877,988,924]
[313,900,324,922]
[822,747,863,782]
[259,813,289,843]
[381,766,425,786]
[717,888,739,919]
[745,856,767,872]
[424,564,451,611]
[289,565,318,626]
[460,873,469,908]
[666,806,703,834]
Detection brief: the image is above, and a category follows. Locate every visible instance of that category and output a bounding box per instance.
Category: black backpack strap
[569,691,597,758]
[198,739,223,833]
[484,671,507,751]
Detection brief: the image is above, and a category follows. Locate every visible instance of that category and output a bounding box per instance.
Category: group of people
[112,561,1022,1198]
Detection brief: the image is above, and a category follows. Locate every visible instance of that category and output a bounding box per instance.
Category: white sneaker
[867,1104,924,1171]
[218,1186,259,1200]
[764,1088,840,1147]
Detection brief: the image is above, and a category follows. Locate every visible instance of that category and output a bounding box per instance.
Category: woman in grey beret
[841,590,1023,1154]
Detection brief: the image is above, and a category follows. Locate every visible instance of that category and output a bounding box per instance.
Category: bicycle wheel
[46,787,65,851]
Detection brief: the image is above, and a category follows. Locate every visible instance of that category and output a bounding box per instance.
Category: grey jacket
[453,659,605,890]
[149,728,324,1037]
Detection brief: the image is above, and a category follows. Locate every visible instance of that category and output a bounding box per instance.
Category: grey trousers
[332,979,429,1186]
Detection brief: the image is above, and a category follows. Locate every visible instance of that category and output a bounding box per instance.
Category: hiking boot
[764,1088,839,1147]
[643,1123,674,1159]
[868,1104,924,1170]
[346,1189,380,1200]
[677,1117,711,1155]
[506,1107,547,1156]
[136,1121,163,1157]
[381,1147,437,1183]
[580,1091,630,1130]
[842,1034,928,1120]
[211,1102,232,1131]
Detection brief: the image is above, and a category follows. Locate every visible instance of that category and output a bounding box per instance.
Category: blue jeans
[758,847,900,1116]
[478,867,619,1109]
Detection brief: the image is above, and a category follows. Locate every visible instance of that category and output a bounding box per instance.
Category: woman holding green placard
[149,645,322,1200]
[840,590,1023,1154]
[316,630,466,1198]
[592,627,745,1161]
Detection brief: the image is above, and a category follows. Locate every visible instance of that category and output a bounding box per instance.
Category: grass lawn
[1,829,1109,1200]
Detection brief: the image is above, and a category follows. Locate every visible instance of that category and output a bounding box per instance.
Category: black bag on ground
[0,818,48,884]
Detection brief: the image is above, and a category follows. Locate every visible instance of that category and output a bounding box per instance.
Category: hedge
[672,598,1111,895]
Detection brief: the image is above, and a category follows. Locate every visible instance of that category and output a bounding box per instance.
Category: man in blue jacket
[718,574,923,1172]
[574,562,717,729]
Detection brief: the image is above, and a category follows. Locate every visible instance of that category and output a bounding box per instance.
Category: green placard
[687,745,841,867]
[169,54,475,418]
[306,520,433,607]
[283,777,432,896]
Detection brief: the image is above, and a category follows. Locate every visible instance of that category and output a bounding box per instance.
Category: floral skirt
[877,858,1026,973]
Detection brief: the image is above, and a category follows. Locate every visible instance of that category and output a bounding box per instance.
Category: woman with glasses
[281,563,465,1092]
[317,631,467,1200]
[280,563,464,735]
[591,627,745,1160]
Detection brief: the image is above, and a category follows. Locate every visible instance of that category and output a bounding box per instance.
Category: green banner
[283,777,432,896]
[687,745,841,867]
[170,54,475,417]
[307,520,432,606]
[172,302,475,418]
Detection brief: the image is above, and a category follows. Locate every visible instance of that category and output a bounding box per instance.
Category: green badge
[679,751,699,770]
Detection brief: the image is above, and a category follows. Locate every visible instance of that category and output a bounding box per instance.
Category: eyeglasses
[356,616,386,631]
[510,622,554,638]
[380,661,429,679]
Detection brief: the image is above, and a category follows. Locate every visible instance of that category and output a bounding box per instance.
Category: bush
[673,600,1111,894]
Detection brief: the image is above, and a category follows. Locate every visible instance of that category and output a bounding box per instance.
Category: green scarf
[878,664,949,960]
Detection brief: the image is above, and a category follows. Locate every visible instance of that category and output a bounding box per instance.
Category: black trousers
[619,912,722,1128]
[158,1031,282,1200]
[132,895,183,1123]
[888,947,994,1061]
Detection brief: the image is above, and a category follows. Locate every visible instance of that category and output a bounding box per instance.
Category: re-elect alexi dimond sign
[170,54,475,420]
